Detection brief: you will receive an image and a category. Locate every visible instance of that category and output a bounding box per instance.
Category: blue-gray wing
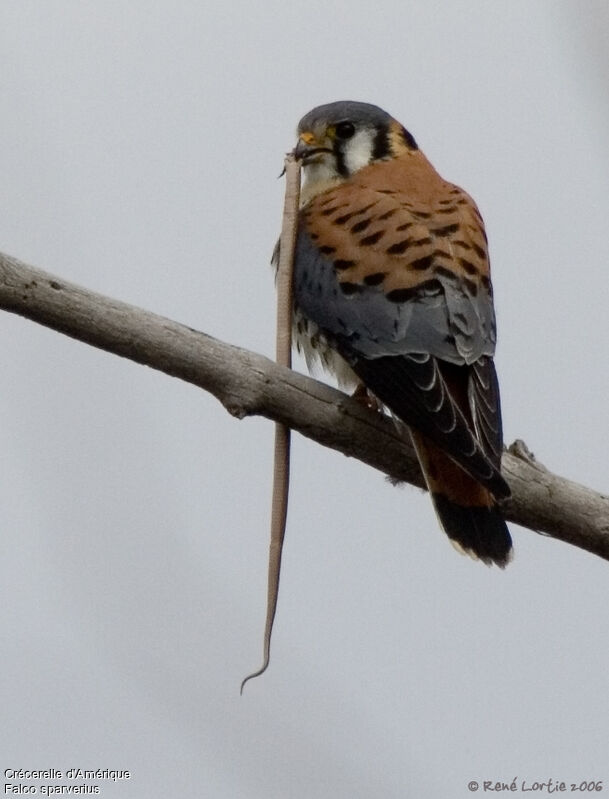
[293,224,496,367]
[291,185,507,495]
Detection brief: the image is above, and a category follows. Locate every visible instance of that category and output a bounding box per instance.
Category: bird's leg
[351,382,383,413]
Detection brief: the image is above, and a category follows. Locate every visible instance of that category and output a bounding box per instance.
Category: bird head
[294,101,418,188]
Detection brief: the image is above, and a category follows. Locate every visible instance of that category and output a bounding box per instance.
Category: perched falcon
[288,100,512,566]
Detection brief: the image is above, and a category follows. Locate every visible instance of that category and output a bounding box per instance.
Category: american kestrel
[289,100,512,566]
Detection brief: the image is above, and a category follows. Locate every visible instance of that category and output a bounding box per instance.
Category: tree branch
[1,250,608,561]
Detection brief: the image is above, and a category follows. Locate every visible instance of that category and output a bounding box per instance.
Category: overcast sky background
[1,2,609,797]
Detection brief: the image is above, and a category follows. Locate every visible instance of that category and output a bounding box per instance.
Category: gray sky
[1,2,608,797]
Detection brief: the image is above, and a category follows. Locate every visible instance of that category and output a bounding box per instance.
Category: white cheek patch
[343,127,376,174]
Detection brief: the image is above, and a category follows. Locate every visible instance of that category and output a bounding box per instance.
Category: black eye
[335,121,355,140]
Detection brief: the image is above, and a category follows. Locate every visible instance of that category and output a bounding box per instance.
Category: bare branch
[1,250,608,562]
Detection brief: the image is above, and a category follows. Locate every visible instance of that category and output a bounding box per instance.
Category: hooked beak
[293,131,332,162]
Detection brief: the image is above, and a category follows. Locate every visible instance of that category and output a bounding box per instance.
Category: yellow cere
[299,131,318,145]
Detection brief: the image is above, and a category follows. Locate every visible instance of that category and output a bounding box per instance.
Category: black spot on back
[432,223,459,237]
[377,208,397,220]
[351,219,371,233]
[334,259,356,271]
[435,265,458,282]
[335,212,355,225]
[360,231,384,246]
[459,258,479,275]
[410,255,434,271]
[386,287,416,303]
[355,202,377,215]
[340,282,362,295]
[464,278,478,296]
[386,279,442,303]
[363,272,385,286]
[386,239,411,255]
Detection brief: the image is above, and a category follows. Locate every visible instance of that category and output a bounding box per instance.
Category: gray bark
[1,250,608,562]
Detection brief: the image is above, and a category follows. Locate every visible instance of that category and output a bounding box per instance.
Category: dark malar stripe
[400,126,418,150]
[335,146,349,177]
[372,127,390,160]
